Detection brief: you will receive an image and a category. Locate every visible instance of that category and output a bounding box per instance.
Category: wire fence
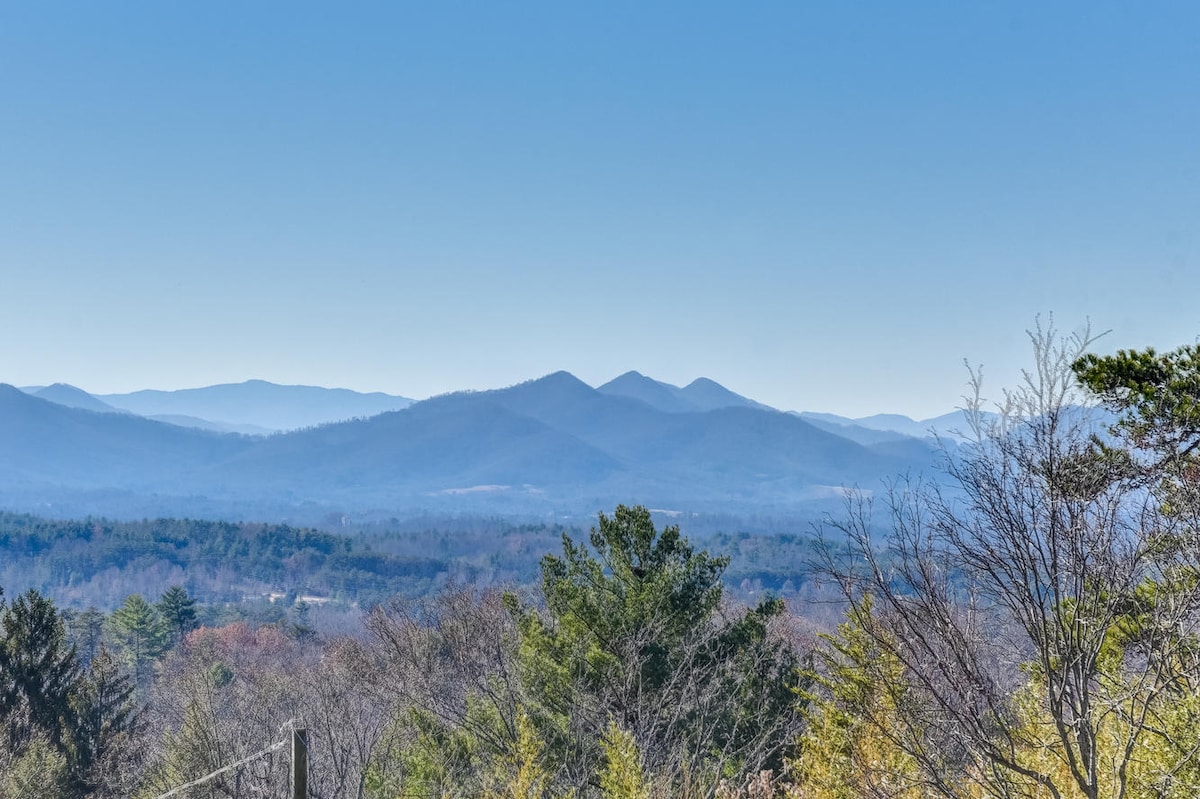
[149,720,305,799]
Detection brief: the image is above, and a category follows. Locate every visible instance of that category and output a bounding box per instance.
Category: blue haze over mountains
[1,373,969,524]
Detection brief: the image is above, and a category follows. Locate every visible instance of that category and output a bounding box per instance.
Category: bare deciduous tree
[816,320,1200,799]
[140,623,395,799]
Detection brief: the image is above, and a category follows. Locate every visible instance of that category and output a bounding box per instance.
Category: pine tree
[157,586,198,645]
[484,710,559,799]
[0,589,84,755]
[509,505,800,793]
[71,647,138,794]
[64,606,106,666]
[108,595,168,689]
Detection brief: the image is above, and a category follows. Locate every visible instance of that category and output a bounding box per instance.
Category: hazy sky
[3,2,1198,418]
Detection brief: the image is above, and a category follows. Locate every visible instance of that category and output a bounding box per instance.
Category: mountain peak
[510,371,594,395]
[596,372,778,414]
[33,383,121,414]
[678,377,773,413]
[543,369,586,382]
[597,372,697,413]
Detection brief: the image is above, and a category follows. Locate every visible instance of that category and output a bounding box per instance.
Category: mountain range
[2,373,955,524]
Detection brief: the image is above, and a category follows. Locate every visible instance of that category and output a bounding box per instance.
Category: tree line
[0,515,454,610]
[0,512,823,614]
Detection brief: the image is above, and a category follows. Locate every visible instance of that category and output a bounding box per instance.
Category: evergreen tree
[0,589,84,755]
[598,723,650,799]
[484,710,558,799]
[791,600,924,799]
[71,647,139,794]
[109,594,168,689]
[0,589,138,796]
[157,586,197,645]
[509,505,800,794]
[64,606,106,666]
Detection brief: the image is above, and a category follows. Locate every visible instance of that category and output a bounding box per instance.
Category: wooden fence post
[291,727,308,799]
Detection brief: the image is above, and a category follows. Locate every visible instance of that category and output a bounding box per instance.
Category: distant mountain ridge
[23,375,972,437]
[0,372,949,523]
[144,414,277,436]
[796,409,993,441]
[98,379,414,431]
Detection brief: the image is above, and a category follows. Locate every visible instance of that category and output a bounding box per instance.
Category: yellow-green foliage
[598,722,650,799]
[994,577,1200,799]
[484,710,562,799]
[787,593,1200,799]
[1002,674,1200,799]
[396,705,484,799]
[788,602,925,799]
[137,698,222,799]
[379,705,564,799]
[1,735,71,799]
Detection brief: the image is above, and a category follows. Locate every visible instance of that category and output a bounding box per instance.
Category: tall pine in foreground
[0,588,139,797]
[509,504,801,796]
[0,589,83,755]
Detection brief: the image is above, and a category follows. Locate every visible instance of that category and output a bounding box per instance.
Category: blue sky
[3,2,1198,418]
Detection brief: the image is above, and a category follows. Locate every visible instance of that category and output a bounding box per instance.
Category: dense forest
[3,333,1200,798]
[0,512,825,614]
[0,515,453,611]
